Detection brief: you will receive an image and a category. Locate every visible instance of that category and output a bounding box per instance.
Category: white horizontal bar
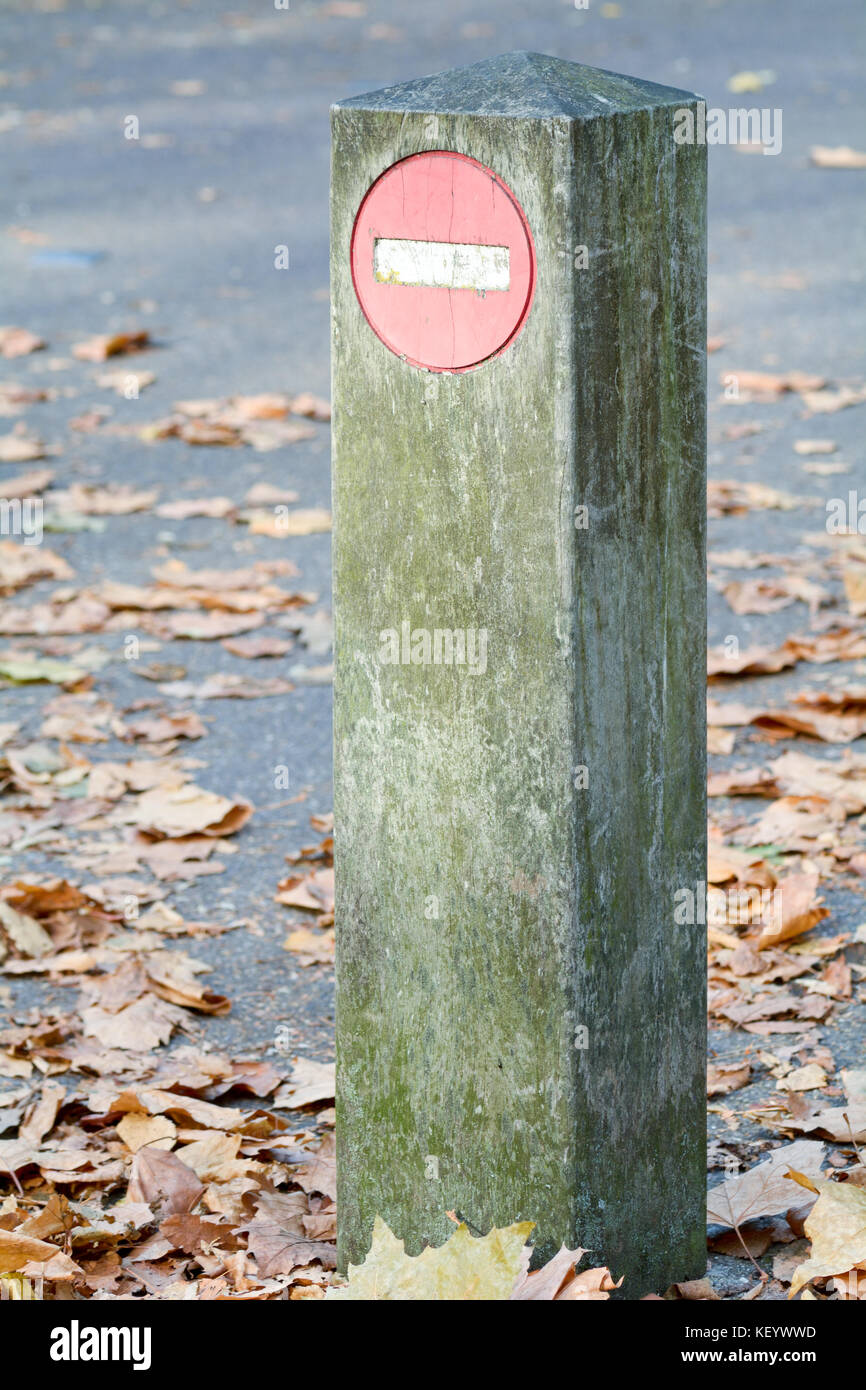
[373,238,510,292]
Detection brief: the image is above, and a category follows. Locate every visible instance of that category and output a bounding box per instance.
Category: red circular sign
[350,151,536,373]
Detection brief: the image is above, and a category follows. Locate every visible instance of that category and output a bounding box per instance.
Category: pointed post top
[332,50,699,121]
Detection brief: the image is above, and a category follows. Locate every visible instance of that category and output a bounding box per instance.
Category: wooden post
[331,51,707,1295]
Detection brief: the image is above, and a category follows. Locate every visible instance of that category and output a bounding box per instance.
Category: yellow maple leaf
[327,1216,534,1300]
[789,1174,866,1297]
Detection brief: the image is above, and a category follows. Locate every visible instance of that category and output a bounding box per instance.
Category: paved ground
[1,0,865,1293]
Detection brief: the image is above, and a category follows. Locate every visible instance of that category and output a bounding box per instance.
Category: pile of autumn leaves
[4,322,866,1298]
[703,438,866,1298]
[0,324,347,1297]
[0,1037,339,1299]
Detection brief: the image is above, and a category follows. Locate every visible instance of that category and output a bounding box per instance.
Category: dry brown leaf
[753,688,866,744]
[800,385,866,414]
[116,1112,177,1153]
[810,145,866,169]
[19,1081,66,1145]
[844,568,866,616]
[771,1102,866,1144]
[668,1278,720,1300]
[0,429,47,463]
[125,712,205,743]
[776,1064,828,1094]
[707,1061,752,1096]
[720,369,825,399]
[282,926,335,964]
[157,673,294,699]
[73,330,151,362]
[0,326,45,358]
[510,1244,588,1299]
[145,962,230,1015]
[288,392,330,421]
[244,483,300,506]
[708,727,736,755]
[273,1058,334,1110]
[128,1145,205,1215]
[0,1228,78,1274]
[246,507,332,537]
[158,1212,231,1256]
[708,642,795,677]
[793,439,837,455]
[708,479,813,516]
[150,610,264,641]
[0,596,109,636]
[720,576,828,617]
[173,1132,252,1182]
[131,784,252,838]
[555,1265,622,1299]
[82,995,186,1051]
[221,635,293,659]
[707,1140,826,1228]
[0,468,54,498]
[0,900,55,958]
[96,368,155,394]
[789,1176,866,1296]
[155,497,236,520]
[111,1087,247,1132]
[302,1208,337,1242]
[48,483,157,516]
[293,1132,336,1201]
[275,867,334,915]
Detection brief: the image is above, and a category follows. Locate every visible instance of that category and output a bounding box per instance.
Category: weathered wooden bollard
[331,51,706,1295]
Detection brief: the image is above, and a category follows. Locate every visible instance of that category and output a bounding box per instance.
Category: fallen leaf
[273,1058,334,1110]
[0,900,54,957]
[800,386,866,414]
[727,69,775,93]
[222,635,292,659]
[510,1244,588,1299]
[708,1061,752,1096]
[128,1145,205,1215]
[327,1215,533,1301]
[82,995,186,1051]
[73,331,151,362]
[771,1102,866,1144]
[246,507,332,538]
[707,1140,826,1228]
[668,1277,720,1300]
[0,327,45,358]
[294,1132,336,1200]
[96,368,155,395]
[793,439,837,455]
[155,497,235,520]
[0,468,54,498]
[0,429,47,463]
[244,483,300,506]
[157,673,293,699]
[810,145,866,169]
[718,371,824,401]
[131,784,252,838]
[0,1228,76,1274]
[116,1113,177,1153]
[777,1064,828,1094]
[47,483,157,516]
[275,867,334,915]
[789,1177,866,1296]
[19,1081,66,1145]
[708,642,796,677]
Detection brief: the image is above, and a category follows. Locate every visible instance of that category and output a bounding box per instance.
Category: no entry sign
[350,151,536,372]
